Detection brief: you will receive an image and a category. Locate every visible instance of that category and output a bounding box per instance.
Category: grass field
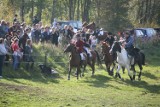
[0,42,160,107]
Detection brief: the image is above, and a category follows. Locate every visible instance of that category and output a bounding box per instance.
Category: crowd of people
[0,14,136,79]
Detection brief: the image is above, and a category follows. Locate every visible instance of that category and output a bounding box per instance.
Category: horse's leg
[138,62,143,81]
[91,62,95,76]
[122,67,125,74]
[68,66,72,80]
[115,65,122,79]
[131,65,136,80]
[77,66,81,80]
[111,62,116,76]
[82,62,86,77]
[88,60,95,76]
[126,65,133,81]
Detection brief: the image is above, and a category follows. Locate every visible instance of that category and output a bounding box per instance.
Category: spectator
[42,26,50,42]
[4,34,11,66]
[89,35,97,50]
[25,39,34,70]
[19,28,30,60]
[32,16,39,25]
[13,14,18,23]
[51,28,59,47]
[52,18,57,28]
[11,38,21,70]
[0,20,7,38]
[0,38,8,78]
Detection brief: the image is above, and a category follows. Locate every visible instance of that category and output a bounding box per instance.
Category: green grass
[0,42,160,107]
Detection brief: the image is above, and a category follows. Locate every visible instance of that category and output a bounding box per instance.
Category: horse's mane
[85,22,96,30]
[102,41,110,48]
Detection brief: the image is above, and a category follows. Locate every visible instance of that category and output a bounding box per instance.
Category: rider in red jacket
[75,34,84,53]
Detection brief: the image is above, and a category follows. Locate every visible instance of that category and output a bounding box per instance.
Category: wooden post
[45,52,47,66]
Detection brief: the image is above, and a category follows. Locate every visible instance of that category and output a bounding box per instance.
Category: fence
[4,53,68,66]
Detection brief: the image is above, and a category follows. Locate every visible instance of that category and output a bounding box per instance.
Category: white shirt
[0,44,8,55]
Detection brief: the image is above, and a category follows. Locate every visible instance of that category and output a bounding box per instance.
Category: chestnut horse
[85,22,108,41]
[64,43,87,80]
[101,42,116,76]
[64,43,101,80]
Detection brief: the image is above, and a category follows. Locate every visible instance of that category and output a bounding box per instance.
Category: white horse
[110,41,135,80]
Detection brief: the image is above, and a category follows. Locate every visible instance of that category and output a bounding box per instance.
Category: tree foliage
[0,0,159,32]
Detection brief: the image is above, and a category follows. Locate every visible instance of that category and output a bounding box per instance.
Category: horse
[101,42,116,76]
[110,41,145,81]
[84,48,101,76]
[64,43,87,80]
[85,22,96,31]
[64,43,101,79]
[96,31,108,41]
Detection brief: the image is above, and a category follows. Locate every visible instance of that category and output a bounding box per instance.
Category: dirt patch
[0,82,44,93]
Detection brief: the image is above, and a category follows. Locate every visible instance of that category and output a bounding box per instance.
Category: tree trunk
[51,0,57,24]
[82,0,91,22]
[77,0,80,20]
[31,0,34,22]
[69,0,73,20]
[37,0,43,21]
[20,0,25,22]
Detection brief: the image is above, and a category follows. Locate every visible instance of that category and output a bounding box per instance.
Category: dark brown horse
[85,22,96,31]
[96,31,108,41]
[64,43,101,79]
[85,49,101,76]
[64,43,87,80]
[101,42,116,76]
[85,22,108,41]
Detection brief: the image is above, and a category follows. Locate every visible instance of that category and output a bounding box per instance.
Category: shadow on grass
[3,64,61,85]
[83,74,121,89]
[116,79,160,94]
[142,72,158,80]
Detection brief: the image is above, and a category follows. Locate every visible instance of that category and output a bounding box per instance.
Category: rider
[123,31,135,64]
[104,32,115,47]
[75,34,85,61]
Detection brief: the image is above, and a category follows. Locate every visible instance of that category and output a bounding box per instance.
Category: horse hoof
[121,78,124,81]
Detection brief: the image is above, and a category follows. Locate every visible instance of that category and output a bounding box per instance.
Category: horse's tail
[94,50,102,66]
[140,52,145,65]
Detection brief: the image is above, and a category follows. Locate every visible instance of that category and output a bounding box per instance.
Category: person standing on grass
[11,38,21,70]
[0,38,8,78]
[25,39,34,70]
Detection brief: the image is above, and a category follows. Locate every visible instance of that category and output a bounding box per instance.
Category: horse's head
[64,43,76,53]
[85,22,96,31]
[110,41,121,54]
[101,42,110,54]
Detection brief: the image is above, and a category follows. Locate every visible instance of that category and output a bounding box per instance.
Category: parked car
[135,28,157,37]
[154,28,160,35]
[124,29,145,38]
[58,20,82,30]
[133,29,145,37]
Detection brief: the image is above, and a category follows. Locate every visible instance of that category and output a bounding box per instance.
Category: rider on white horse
[123,31,135,65]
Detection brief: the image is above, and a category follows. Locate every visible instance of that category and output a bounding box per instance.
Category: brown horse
[84,49,101,76]
[96,31,108,41]
[64,43,87,80]
[64,43,101,79]
[85,22,96,31]
[101,42,116,76]
[85,22,108,41]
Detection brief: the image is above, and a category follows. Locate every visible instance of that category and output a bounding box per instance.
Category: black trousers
[0,55,5,76]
